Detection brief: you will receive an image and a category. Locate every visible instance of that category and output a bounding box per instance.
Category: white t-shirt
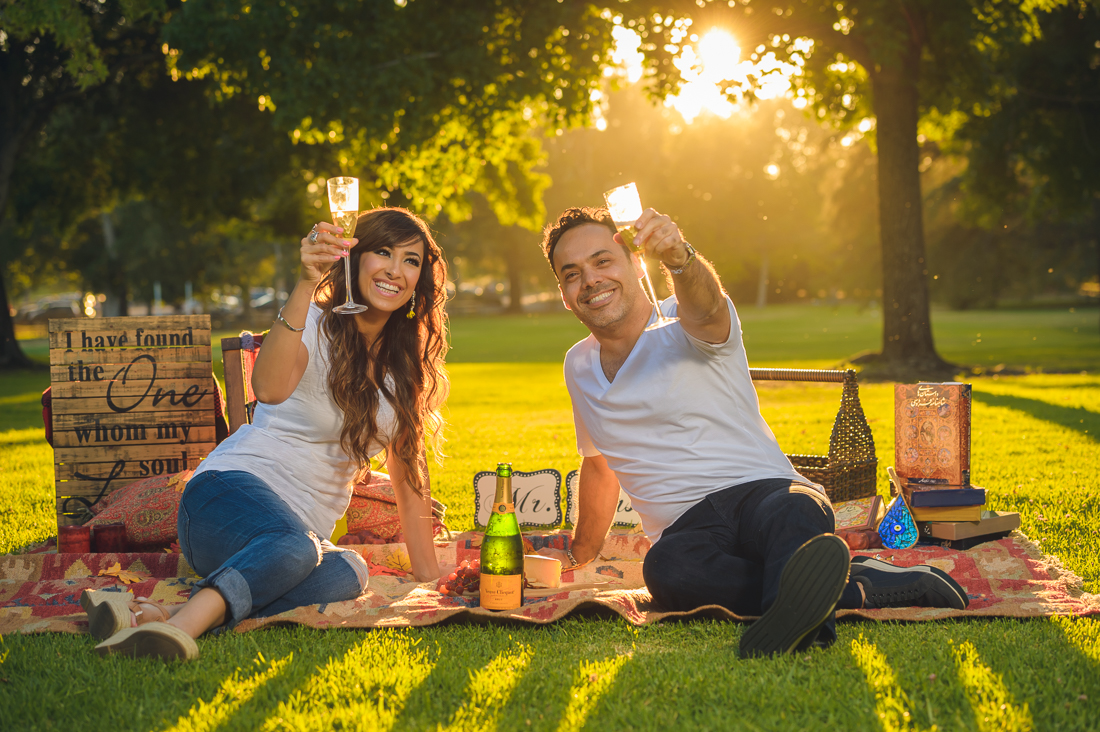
[193,303,395,537]
[564,296,804,542]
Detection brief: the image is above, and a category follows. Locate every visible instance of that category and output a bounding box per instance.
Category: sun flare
[608,26,803,125]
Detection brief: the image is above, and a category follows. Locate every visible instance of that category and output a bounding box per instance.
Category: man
[537,206,967,658]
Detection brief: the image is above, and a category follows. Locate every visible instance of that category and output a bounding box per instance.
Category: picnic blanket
[1,530,1097,636]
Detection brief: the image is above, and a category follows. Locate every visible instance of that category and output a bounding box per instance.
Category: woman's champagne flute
[603,182,677,331]
[327,177,367,314]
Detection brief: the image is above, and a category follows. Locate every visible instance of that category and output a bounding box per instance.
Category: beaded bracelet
[276,307,305,333]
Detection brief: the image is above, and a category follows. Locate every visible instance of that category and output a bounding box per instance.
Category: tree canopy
[160,0,615,226]
[621,0,1079,374]
[4,0,1097,373]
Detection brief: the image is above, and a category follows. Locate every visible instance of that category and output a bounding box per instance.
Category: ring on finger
[308,230,319,243]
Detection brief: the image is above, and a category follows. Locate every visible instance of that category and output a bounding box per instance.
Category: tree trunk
[756,253,769,309]
[0,271,35,369]
[871,61,950,374]
[100,212,129,317]
[0,119,36,369]
[504,230,524,314]
[1094,199,1100,336]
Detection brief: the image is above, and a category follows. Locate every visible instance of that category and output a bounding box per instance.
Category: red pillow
[345,472,447,541]
[86,473,186,550]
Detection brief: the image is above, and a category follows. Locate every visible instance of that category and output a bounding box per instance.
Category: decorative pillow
[346,472,448,540]
[86,473,188,549]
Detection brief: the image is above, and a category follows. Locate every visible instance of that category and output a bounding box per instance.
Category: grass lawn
[1,305,1098,731]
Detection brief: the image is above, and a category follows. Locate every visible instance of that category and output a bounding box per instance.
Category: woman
[82,207,449,660]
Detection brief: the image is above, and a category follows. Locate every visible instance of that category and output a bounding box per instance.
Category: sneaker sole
[94,622,199,661]
[738,534,850,659]
[851,556,969,609]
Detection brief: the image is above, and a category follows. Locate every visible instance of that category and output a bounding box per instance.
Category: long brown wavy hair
[314,207,449,496]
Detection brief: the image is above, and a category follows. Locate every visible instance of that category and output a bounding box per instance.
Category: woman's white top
[193,303,395,537]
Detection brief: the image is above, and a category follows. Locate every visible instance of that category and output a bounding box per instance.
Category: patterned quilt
[1,530,1096,636]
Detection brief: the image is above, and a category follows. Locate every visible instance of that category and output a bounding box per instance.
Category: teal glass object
[878,495,919,550]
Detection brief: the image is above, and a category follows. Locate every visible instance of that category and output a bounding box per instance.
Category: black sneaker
[793,619,837,652]
[738,534,850,659]
[851,556,969,607]
[850,557,969,609]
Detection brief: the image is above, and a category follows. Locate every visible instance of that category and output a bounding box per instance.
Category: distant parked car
[20,301,81,324]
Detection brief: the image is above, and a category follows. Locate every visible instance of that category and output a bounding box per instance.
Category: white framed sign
[473,468,563,529]
[564,469,640,529]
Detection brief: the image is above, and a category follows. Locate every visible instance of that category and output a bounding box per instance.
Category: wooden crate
[49,315,217,526]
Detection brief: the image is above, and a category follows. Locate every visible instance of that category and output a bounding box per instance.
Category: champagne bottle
[480,462,524,610]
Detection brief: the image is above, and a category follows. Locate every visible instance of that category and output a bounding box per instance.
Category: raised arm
[387,452,441,582]
[540,454,619,570]
[631,208,731,345]
[252,222,354,404]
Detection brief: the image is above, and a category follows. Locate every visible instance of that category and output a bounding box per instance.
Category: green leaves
[0,0,166,89]
[160,0,615,228]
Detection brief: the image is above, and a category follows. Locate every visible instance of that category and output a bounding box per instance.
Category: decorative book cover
[833,495,885,531]
[894,382,972,486]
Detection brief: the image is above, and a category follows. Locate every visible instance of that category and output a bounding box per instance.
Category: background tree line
[2,0,1097,375]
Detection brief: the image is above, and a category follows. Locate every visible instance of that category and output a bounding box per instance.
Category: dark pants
[643,479,838,632]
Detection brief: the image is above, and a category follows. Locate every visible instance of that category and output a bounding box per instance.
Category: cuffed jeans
[643,478,841,639]
[178,470,369,629]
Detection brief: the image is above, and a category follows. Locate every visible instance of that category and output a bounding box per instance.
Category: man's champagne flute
[327,176,367,314]
[603,182,677,331]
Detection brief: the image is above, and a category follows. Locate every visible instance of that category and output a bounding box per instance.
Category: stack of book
[894,382,1020,549]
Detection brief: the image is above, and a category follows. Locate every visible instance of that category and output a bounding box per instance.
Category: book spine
[961,384,972,487]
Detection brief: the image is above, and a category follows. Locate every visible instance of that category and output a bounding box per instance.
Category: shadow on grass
[973,392,1099,442]
[3,616,1100,730]
[388,626,514,729]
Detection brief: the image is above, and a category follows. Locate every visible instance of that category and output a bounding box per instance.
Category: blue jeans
[178,470,369,629]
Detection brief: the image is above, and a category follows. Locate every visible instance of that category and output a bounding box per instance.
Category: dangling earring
[406,297,416,320]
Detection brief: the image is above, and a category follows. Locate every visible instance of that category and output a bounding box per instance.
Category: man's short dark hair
[540,207,621,274]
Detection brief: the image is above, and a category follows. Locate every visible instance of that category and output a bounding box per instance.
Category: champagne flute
[327,176,367,314]
[603,182,677,331]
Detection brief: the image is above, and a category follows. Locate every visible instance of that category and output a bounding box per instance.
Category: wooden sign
[564,470,640,529]
[49,315,217,526]
[473,469,563,529]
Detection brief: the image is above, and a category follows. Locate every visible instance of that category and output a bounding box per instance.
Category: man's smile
[582,288,616,307]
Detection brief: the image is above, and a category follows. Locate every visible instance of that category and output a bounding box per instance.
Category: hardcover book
[919,530,1013,551]
[908,487,986,508]
[910,504,983,522]
[918,510,1021,541]
[833,495,885,532]
[894,382,972,486]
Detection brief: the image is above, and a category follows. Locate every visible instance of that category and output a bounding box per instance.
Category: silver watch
[667,242,697,275]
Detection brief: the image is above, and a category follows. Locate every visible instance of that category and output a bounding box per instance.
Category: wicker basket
[749,368,878,504]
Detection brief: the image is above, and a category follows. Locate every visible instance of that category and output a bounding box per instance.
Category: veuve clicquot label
[480,463,524,611]
[480,570,523,610]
